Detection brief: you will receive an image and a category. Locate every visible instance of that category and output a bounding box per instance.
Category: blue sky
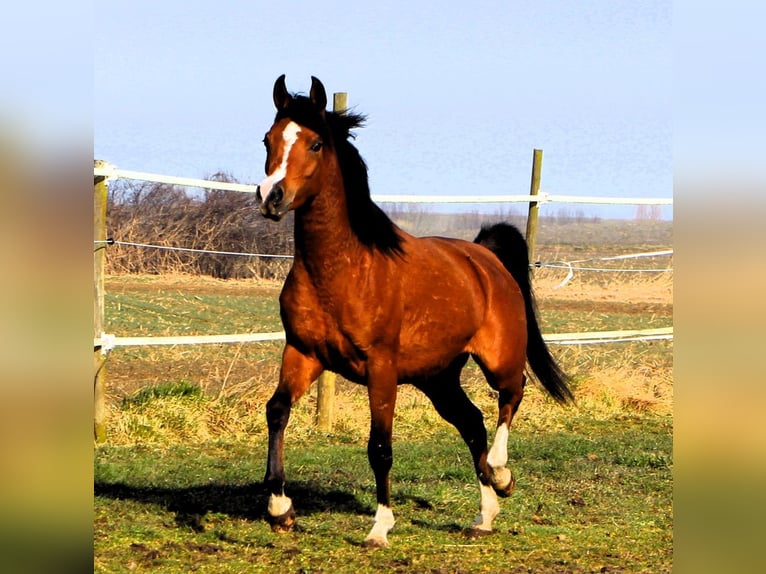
[94,1,673,219]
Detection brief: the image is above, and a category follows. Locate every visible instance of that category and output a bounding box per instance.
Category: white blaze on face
[259,121,302,201]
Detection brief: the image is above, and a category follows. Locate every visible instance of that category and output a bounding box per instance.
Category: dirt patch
[534,271,673,307]
[544,298,672,318]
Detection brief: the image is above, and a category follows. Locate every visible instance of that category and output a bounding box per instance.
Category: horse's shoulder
[279,266,318,312]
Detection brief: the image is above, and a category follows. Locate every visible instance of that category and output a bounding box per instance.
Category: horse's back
[402,234,522,304]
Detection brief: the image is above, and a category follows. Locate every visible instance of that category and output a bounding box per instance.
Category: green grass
[540,305,671,334]
[95,413,672,573]
[105,283,283,337]
[103,276,672,340]
[122,380,203,407]
[101,274,672,399]
[96,273,673,572]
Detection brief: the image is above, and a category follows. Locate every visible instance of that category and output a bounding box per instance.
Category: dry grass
[100,266,672,447]
[533,263,673,305]
[103,352,673,447]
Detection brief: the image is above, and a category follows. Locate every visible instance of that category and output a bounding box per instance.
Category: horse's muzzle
[259,182,289,221]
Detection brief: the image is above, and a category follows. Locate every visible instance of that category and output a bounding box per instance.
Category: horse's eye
[262,136,270,149]
[310,140,323,152]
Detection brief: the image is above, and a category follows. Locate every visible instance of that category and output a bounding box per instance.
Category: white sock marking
[267,493,293,517]
[487,423,509,469]
[365,504,395,545]
[472,482,499,531]
[259,121,301,201]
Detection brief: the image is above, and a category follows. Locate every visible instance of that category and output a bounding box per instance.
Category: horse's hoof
[267,505,296,533]
[465,527,493,539]
[362,536,389,549]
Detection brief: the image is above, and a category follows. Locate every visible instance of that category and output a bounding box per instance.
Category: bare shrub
[105,174,294,279]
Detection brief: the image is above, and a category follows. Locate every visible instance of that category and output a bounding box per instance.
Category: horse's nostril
[272,185,284,204]
[255,185,262,203]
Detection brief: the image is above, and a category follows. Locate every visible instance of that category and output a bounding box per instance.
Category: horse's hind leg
[414,357,501,535]
[478,360,526,498]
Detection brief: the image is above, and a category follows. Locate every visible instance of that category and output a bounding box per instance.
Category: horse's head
[257,75,332,221]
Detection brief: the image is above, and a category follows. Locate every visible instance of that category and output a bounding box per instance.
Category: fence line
[93,157,673,440]
[93,165,259,194]
[540,264,672,273]
[93,164,674,349]
[96,331,286,351]
[534,248,673,287]
[372,193,673,206]
[94,327,672,353]
[97,239,671,271]
[93,164,673,207]
[543,327,672,345]
[582,249,673,261]
[95,239,294,259]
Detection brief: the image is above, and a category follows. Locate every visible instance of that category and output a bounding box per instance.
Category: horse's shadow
[94,480,371,532]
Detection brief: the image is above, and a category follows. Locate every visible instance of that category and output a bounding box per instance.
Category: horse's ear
[273,74,291,110]
[309,76,327,113]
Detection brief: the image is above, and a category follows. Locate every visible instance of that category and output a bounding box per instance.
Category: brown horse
[256,75,573,547]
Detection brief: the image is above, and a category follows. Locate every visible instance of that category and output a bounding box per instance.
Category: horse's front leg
[264,344,322,532]
[363,356,398,547]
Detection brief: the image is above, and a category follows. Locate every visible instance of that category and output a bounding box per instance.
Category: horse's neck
[293,173,365,278]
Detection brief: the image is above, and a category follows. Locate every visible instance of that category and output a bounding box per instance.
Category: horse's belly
[396,318,475,379]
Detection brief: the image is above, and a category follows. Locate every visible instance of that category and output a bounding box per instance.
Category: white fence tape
[543,327,672,345]
[372,192,673,206]
[96,331,286,353]
[94,163,673,352]
[593,250,673,261]
[538,249,673,288]
[94,165,259,194]
[101,240,671,274]
[95,327,672,353]
[98,240,294,259]
[94,165,673,207]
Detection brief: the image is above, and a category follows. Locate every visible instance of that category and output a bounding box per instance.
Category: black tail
[474,223,574,405]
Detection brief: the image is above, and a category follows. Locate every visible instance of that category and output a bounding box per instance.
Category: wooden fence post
[332,92,348,117]
[525,149,543,264]
[315,371,336,432]
[314,92,347,431]
[94,160,109,442]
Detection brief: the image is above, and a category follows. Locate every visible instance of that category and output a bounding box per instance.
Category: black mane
[276,95,404,256]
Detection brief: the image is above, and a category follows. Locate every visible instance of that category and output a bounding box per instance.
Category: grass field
[94,222,672,572]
